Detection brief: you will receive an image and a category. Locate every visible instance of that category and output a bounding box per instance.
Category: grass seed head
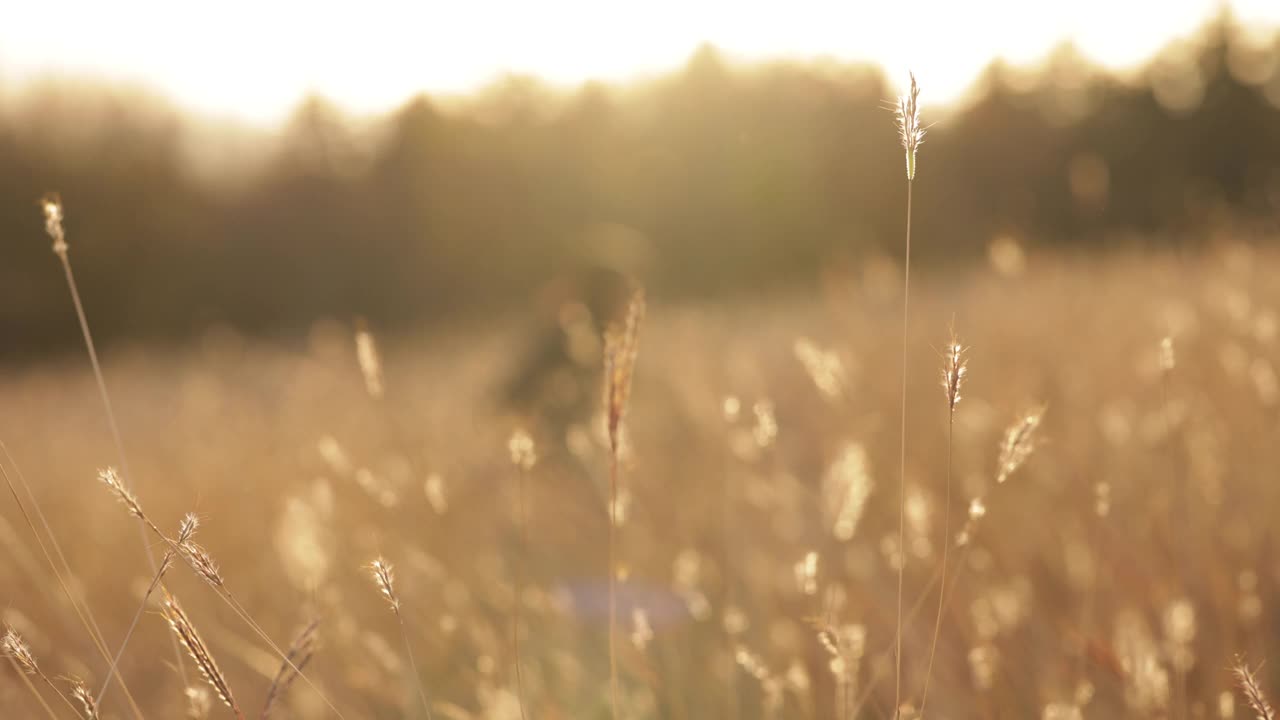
[98,467,144,519]
[1233,656,1276,720]
[40,192,68,257]
[68,676,101,720]
[896,73,925,180]
[603,287,645,454]
[941,330,968,412]
[161,592,239,715]
[1,625,38,675]
[178,513,200,543]
[181,541,225,588]
[369,557,400,612]
[826,443,873,541]
[793,337,847,399]
[996,407,1045,484]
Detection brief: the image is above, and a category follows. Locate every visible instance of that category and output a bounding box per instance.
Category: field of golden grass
[3,245,1279,719]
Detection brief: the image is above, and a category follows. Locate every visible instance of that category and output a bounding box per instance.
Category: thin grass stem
[7,655,61,720]
[96,552,173,703]
[893,175,913,720]
[609,451,621,720]
[918,408,953,715]
[513,462,530,720]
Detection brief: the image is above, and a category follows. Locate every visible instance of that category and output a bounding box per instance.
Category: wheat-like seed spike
[181,541,226,589]
[602,286,645,720]
[369,558,400,612]
[161,591,242,718]
[603,287,645,453]
[896,73,925,180]
[367,558,433,717]
[178,513,200,543]
[996,407,1045,484]
[940,331,968,412]
[261,618,320,719]
[98,467,144,519]
[1234,657,1276,720]
[2,625,39,675]
[67,676,101,720]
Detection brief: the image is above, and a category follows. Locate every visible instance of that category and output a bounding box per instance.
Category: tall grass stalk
[892,73,924,719]
[721,428,742,719]
[608,452,621,718]
[850,554,952,717]
[39,194,190,689]
[369,558,433,719]
[852,406,1043,717]
[1158,336,1190,718]
[919,328,966,716]
[603,288,645,720]
[1072,479,1106,705]
[508,430,537,720]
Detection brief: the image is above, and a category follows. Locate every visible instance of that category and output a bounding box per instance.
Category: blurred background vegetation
[3,12,1280,357]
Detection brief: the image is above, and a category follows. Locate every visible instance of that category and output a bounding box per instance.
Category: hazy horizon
[3,0,1280,126]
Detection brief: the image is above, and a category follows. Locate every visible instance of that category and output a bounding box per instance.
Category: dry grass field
[4,240,1280,719]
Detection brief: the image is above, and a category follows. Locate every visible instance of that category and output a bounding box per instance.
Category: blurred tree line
[3,13,1280,355]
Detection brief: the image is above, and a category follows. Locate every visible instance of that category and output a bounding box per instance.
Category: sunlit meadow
[4,234,1280,718]
[5,10,1280,717]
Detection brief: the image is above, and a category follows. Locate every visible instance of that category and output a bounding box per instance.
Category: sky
[2,0,1279,125]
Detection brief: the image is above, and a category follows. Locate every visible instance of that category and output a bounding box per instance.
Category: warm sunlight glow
[2,0,1278,123]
